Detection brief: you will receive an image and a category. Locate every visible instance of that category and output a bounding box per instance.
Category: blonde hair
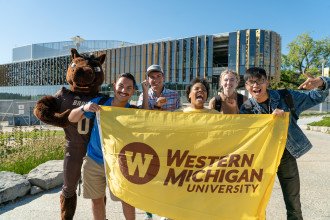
[219,69,240,91]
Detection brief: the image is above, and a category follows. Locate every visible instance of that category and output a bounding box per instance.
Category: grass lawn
[308,116,330,127]
[0,128,65,174]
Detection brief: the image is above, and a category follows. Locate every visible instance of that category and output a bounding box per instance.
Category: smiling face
[189,82,208,109]
[245,76,269,103]
[221,72,239,95]
[113,76,135,104]
[147,71,164,94]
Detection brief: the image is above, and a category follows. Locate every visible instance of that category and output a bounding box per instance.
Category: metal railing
[0,90,329,128]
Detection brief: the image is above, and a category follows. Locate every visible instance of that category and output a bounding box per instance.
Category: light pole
[319,59,327,112]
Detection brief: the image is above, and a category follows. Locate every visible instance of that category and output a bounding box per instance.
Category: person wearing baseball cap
[137,64,181,220]
[146,64,164,76]
[137,64,181,111]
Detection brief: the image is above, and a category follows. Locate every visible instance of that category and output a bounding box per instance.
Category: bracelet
[80,105,85,112]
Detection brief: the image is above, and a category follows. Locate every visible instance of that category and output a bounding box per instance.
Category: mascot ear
[98,53,106,65]
[71,48,81,59]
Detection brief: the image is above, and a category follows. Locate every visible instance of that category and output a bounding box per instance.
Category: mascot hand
[34,96,71,128]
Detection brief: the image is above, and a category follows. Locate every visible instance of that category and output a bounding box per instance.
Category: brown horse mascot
[34,48,106,220]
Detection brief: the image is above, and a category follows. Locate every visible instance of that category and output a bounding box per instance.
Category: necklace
[220,92,239,113]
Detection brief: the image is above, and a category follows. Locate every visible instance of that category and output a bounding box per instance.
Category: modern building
[12,37,134,62]
[0,29,281,99]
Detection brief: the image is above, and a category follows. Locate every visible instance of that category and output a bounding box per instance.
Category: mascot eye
[94,67,101,72]
[71,63,76,68]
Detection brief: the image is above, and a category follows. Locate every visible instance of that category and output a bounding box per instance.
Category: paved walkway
[0,130,329,220]
[296,115,326,125]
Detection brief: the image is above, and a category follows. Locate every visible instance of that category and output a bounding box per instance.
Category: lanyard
[250,98,272,114]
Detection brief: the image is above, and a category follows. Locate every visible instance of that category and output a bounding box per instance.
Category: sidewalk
[1,130,329,220]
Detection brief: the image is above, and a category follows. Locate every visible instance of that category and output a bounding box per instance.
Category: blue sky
[0,0,329,64]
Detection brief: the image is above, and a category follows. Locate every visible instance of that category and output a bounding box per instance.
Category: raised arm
[298,75,326,90]
[141,80,149,110]
[292,76,330,114]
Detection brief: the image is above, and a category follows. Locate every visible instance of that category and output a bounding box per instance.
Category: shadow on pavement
[0,186,61,214]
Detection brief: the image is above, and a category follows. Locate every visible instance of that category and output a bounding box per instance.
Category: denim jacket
[240,77,330,158]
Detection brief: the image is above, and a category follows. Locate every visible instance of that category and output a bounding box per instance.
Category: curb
[300,125,330,134]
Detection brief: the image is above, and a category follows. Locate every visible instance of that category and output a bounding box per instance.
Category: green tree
[316,37,330,67]
[280,33,330,88]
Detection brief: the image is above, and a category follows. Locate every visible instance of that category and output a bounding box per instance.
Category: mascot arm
[34,95,71,128]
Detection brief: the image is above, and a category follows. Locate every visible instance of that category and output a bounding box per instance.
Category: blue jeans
[277,149,303,220]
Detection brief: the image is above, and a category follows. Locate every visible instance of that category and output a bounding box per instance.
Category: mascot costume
[34,48,106,220]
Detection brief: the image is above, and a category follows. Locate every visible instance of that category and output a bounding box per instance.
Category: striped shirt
[137,87,181,111]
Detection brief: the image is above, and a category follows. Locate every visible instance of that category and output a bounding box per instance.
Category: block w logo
[125,152,154,177]
[119,142,160,184]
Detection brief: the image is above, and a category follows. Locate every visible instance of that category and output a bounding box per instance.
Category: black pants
[277,148,303,220]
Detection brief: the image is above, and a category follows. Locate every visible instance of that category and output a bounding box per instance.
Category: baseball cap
[146,64,164,76]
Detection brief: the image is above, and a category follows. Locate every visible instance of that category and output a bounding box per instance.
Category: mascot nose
[73,67,95,85]
[76,67,94,79]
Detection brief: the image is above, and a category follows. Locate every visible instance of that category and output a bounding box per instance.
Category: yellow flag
[98,107,289,220]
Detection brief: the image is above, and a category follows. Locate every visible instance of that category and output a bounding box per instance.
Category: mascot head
[67,48,106,95]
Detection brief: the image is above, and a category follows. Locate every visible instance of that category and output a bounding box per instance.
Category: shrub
[0,127,65,174]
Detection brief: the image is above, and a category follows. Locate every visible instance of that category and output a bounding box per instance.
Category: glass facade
[239,30,247,75]
[228,32,237,71]
[12,40,134,62]
[0,29,281,99]
[227,29,281,78]
[0,56,69,87]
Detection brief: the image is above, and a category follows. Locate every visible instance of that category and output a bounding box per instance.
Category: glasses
[245,78,266,86]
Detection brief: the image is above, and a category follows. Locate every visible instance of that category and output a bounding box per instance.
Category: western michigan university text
[163,149,263,194]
